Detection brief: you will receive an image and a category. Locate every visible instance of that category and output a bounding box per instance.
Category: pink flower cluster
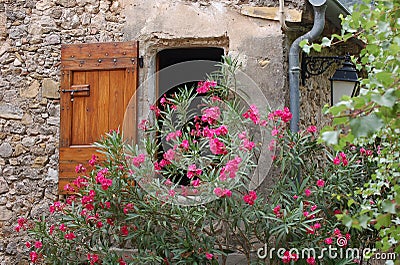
[282,250,298,263]
[268,107,292,123]
[360,147,373,156]
[166,130,182,141]
[219,156,242,181]
[89,154,98,167]
[196,80,217,94]
[239,131,255,151]
[333,152,348,166]
[202,106,221,125]
[187,164,202,179]
[243,190,257,205]
[132,154,146,167]
[242,105,261,125]
[75,164,86,173]
[209,138,228,155]
[307,125,317,133]
[96,168,113,190]
[214,187,232,198]
[273,205,282,218]
[87,253,99,264]
[202,125,228,138]
[14,217,27,232]
[49,201,64,214]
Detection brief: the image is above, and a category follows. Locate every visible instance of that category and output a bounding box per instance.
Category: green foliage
[305,0,400,258]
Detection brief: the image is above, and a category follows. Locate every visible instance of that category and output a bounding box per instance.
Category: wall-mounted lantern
[301,53,359,105]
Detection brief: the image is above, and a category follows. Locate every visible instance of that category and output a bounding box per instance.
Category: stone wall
[0,0,125,263]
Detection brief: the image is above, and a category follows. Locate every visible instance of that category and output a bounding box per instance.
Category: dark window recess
[156,47,224,185]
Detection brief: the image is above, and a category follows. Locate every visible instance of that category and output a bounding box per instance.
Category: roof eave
[325,0,351,28]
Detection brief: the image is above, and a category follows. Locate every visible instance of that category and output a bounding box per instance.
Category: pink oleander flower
[166,130,182,141]
[150,104,161,117]
[191,178,200,187]
[121,225,129,236]
[214,125,228,136]
[197,80,217,94]
[132,154,146,167]
[34,241,42,249]
[88,154,98,166]
[25,242,31,248]
[187,164,202,179]
[123,203,134,215]
[59,223,67,232]
[87,253,99,264]
[306,257,316,265]
[205,252,214,260]
[202,106,221,124]
[65,232,76,240]
[154,161,162,170]
[273,205,282,217]
[243,190,257,205]
[333,156,341,165]
[333,228,342,237]
[138,119,149,131]
[325,237,333,245]
[30,251,38,263]
[180,139,189,150]
[242,138,255,151]
[316,179,325,187]
[214,187,232,198]
[268,107,292,123]
[169,189,176,197]
[75,164,86,173]
[49,225,55,235]
[304,189,311,197]
[282,251,291,263]
[209,138,228,155]
[271,126,279,136]
[163,149,175,161]
[313,223,321,229]
[307,125,317,133]
[242,105,260,124]
[165,179,173,186]
[310,205,317,211]
[219,156,242,180]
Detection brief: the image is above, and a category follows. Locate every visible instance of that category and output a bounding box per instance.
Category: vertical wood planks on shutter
[59,41,139,193]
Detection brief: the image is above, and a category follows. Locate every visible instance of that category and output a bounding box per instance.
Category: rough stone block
[32,156,48,168]
[20,80,40,98]
[0,142,13,158]
[42,78,60,99]
[0,177,9,194]
[0,103,23,120]
[0,206,12,221]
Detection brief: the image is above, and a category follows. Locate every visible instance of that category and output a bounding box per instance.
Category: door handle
[62,84,90,102]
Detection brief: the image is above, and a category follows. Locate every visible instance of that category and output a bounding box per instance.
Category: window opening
[156,47,224,185]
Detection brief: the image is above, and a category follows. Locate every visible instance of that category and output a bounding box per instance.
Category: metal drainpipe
[289,0,327,132]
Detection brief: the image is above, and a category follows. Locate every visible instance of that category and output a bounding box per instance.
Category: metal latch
[62,84,90,102]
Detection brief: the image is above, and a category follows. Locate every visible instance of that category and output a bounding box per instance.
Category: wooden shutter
[59,41,138,193]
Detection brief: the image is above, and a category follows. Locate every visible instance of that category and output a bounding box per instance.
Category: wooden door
[59,42,138,193]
